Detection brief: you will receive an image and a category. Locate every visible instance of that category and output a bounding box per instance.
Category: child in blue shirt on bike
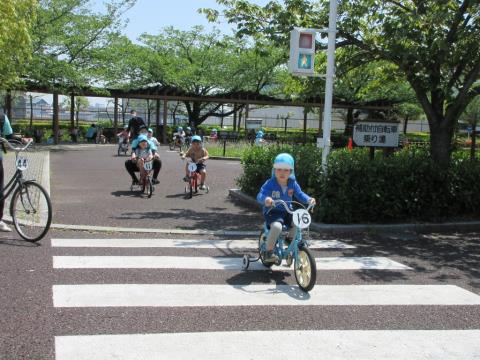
[256,153,315,262]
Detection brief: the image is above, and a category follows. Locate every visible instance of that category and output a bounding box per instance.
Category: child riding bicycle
[181,135,209,190]
[131,135,153,182]
[256,153,315,263]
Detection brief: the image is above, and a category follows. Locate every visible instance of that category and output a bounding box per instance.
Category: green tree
[0,0,36,88]
[204,0,480,167]
[139,26,284,127]
[27,0,136,90]
[460,95,480,159]
[61,95,89,126]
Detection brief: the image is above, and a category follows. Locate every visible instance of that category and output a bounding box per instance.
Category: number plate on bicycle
[143,161,153,171]
[16,157,28,171]
[188,163,197,172]
[293,209,311,229]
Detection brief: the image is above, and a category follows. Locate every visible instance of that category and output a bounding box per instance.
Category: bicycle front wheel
[294,247,317,292]
[10,181,52,242]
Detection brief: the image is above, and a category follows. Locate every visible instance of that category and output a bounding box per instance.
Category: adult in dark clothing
[127,110,146,140]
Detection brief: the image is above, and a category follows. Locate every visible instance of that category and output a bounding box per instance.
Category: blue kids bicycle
[242,199,317,292]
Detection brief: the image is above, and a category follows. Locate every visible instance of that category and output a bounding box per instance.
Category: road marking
[53,256,411,270]
[52,284,480,307]
[55,330,480,360]
[51,238,355,249]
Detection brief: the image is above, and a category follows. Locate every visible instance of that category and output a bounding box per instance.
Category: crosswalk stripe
[55,330,480,360]
[53,256,411,270]
[50,238,355,249]
[52,284,480,307]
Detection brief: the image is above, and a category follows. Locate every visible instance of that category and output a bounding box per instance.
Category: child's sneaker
[183,176,189,182]
[199,184,206,190]
[263,250,278,263]
[0,221,12,232]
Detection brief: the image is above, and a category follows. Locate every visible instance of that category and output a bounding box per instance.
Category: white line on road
[53,256,411,270]
[51,238,355,249]
[52,284,480,307]
[55,330,480,360]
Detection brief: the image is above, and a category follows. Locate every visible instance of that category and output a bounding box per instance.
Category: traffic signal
[289,28,316,75]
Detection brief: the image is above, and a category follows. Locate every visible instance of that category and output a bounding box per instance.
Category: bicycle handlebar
[269,199,315,214]
[0,137,33,152]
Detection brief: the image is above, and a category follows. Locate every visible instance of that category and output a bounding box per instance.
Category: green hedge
[237,146,480,223]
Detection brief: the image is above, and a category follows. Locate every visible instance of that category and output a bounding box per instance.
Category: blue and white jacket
[256,177,311,215]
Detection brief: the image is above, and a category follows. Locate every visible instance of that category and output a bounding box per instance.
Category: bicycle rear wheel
[10,181,52,242]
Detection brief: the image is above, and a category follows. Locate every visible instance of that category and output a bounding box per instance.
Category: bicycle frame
[0,168,26,203]
[260,223,305,263]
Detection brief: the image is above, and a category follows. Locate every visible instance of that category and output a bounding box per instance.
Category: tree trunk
[343,108,354,136]
[70,94,75,130]
[29,95,33,130]
[303,108,308,144]
[233,104,237,132]
[471,118,477,160]
[429,121,454,167]
[53,92,59,144]
[403,115,409,134]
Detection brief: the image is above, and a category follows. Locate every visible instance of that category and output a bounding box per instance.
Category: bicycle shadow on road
[226,271,311,300]
[0,237,41,247]
[111,190,147,198]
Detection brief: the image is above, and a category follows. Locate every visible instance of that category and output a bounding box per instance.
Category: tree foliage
[138,26,285,126]
[0,0,36,88]
[205,0,480,166]
[26,0,136,91]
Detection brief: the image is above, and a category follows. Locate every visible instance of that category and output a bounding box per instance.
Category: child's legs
[288,223,297,239]
[200,169,206,183]
[266,221,282,251]
[138,159,146,179]
[185,163,189,177]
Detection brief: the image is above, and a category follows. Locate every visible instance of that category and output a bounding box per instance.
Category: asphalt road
[1,146,479,359]
[1,228,479,359]
[50,145,259,231]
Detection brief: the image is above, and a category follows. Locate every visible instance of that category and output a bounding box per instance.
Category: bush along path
[237,145,480,224]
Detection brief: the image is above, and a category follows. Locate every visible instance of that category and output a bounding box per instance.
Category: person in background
[127,109,146,140]
[147,128,160,147]
[0,112,14,231]
[181,135,209,189]
[210,128,218,143]
[85,124,97,143]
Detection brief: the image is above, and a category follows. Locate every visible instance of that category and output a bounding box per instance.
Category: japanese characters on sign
[353,122,399,148]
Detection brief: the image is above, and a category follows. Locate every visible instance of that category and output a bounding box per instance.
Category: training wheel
[242,254,250,270]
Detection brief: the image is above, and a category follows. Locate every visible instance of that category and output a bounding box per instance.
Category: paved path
[1,229,479,359]
[50,145,259,231]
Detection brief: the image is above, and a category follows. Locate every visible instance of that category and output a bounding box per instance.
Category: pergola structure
[4,83,395,144]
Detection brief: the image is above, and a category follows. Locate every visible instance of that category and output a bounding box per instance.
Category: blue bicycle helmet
[256,130,264,138]
[137,134,149,143]
[272,153,295,179]
[191,135,202,142]
[211,128,217,132]
[148,128,153,133]
[177,126,183,131]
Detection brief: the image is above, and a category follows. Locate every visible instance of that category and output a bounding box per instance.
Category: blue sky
[93,0,271,41]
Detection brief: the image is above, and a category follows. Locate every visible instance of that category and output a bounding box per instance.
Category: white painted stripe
[50,238,355,249]
[55,330,480,360]
[53,256,410,270]
[52,284,480,307]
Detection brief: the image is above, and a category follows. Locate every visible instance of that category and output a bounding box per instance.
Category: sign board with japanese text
[353,122,399,148]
